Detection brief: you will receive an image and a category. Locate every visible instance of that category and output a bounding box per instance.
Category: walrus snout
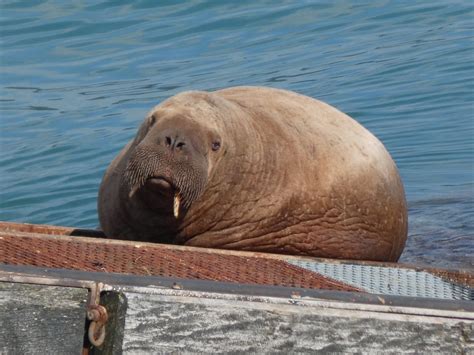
[123,139,209,216]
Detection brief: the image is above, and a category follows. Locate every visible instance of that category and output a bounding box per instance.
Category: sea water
[1,1,472,268]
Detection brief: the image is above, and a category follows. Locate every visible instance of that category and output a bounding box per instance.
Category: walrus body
[98,86,407,261]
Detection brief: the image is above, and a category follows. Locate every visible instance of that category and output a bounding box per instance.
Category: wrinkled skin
[98,86,407,261]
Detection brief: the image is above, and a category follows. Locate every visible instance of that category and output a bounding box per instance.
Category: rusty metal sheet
[1,221,472,300]
[0,222,359,292]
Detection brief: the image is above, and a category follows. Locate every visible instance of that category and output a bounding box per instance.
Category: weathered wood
[0,282,88,355]
[119,288,474,354]
[0,268,473,353]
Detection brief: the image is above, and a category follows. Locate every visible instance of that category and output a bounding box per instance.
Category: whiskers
[123,147,157,197]
[122,145,208,212]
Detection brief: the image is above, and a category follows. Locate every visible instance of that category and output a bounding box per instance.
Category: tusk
[129,185,139,198]
[173,194,180,219]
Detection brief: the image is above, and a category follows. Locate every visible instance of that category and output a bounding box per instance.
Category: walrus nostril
[164,135,186,150]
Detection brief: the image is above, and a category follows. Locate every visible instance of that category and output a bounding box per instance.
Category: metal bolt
[87,305,108,347]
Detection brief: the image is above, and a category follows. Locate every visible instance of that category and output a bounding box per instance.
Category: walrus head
[122,110,223,219]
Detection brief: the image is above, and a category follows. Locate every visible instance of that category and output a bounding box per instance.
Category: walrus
[98,86,407,261]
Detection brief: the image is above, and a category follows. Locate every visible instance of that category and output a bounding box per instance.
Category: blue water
[1,1,473,269]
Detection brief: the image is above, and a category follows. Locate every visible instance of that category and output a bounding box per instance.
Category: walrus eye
[149,114,157,126]
[211,141,221,151]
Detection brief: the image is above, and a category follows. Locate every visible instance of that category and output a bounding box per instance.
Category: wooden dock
[0,221,473,354]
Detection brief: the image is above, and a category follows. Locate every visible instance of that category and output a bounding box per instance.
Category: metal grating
[1,222,472,300]
[289,260,473,301]
[0,231,359,292]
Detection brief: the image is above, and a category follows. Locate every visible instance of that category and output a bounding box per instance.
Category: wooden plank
[0,282,88,355]
[0,269,472,353]
[118,287,474,353]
